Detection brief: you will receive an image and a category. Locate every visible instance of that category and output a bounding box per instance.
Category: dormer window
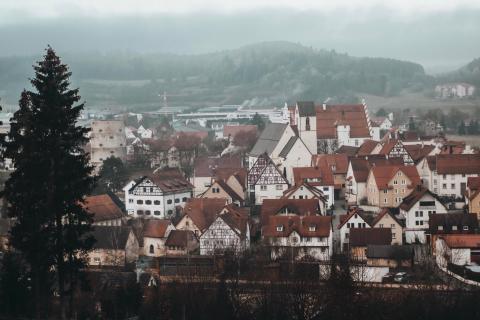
[463,226,469,231]
[309,226,316,232]
[276,225,284,232]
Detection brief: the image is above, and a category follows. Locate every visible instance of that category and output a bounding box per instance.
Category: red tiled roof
[349,228,392,246]
[357,139,379,156]
[261,199,321,225]
[84,194,125,223]
[378,139,398,155]
[404,144,435,162]
[435,154,480,175]
[440,234,480,248]
[220,209,249,238]
[370,165,420,190]
[262,215,331,238]
[312,154,349,174]
[399,186,443,211]
[181,198,227,231]
[143,219,172,238]
[292,164,335,186]
[316,104,371,139]
[349,156,404,183]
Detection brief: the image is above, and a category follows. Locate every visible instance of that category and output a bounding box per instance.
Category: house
[435,83,476,98]
[349,228,392,262]
[175,198,228,237]
[90,120,127,170]
[376,139,414,165]
[416,154,480,197]
[247,153,289,205]
[337,208,372,252]
[366,165,421,208]
[143,134,198,170]
[345,156,404,205]
[277,136,312,184]
[312,154,349,199]
[370,116,393,141]
[366,245,414,268]
[404,144,437,164]
[200,168,247,205]
[371,208,404,245]
[315,102,372,153]
[261,198,324,225]
[357,139,381,156]
[143,219,175,257]
[165,230,199,256]
[262,215,333,261]
[435,234,480,267]
[191,156,243,196]
[84,194,125,226]
[292,166,335,208]
[87,226,139,267]
[400,187,448,244]
[282,182,327,214]
[427,213,478,251]
[466,177,480,220]
[124,169,193,219]
[199,208,250,255]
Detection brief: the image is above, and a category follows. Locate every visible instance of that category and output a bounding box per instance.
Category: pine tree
[2,47,95,319]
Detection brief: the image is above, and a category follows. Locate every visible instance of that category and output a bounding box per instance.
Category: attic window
[276,225,284,232]
[463,226,469,231]
[309,226,316,232]
[452,226,457,231]
[438,226,444,231]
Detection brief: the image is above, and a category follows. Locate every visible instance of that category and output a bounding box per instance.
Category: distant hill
[0,41,432,109]
[436,58,480,89]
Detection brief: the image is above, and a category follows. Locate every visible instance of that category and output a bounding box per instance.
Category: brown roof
[378,139,399,155]
[467,177,480,191]
[335,145,359,157]
[399,186,444,212]
[371,208,403,228]
[223,125,258,138]
[440,234,480,248]
[181,198,227,231]
[143,219,172,238]
[282,182,326,203]
[194,156,242,178]
[312,154,349,174]
[404,144,435,163]
[435,154,480,175]
[348,156,404,183]
[357,140,379,156]
[130,169,193,193]
[165,230,197,247]
[84,194,125,223]
[349,228,392,247]
[261,198,321,225]
[428,213,478,235]
[337,207,372,229]
[370,165,420,190]
[214,167,247,189]
[262,215,332,238]
[316,104,371,139]
[292,164,334,186]
[220,209,249,237]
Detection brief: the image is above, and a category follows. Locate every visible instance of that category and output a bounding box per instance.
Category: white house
[400,187,448,244]
[143,219,176,257]
[247,153,289,205]
[124,170,193,219]
[435,83,476,99]
[292,166,335,208]
[262,215,333,261]
[337,208,371,252]
[277,136,312,184]
[435,234,480,267]
[292,101,318,154]
[199,209,250,255]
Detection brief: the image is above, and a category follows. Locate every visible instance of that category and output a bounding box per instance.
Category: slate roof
[262,215,332,238]
[366,245,413,259]
[349,228,392,247]
[250,123,288,156]
[91,226,133,250]
[428,213,478,234]
[279,136,299,158]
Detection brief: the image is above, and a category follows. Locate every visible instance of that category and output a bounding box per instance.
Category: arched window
[149,244,154,254]
[305,117,310,131]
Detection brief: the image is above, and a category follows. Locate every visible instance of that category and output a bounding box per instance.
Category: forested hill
[437,57,480,88]
[0,41,431,109]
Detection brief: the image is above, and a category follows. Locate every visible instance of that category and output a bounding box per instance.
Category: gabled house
[292,166,335,208]
[282,182,327,214]
[87,226,139,267]
[199,208,250,255]
[84,194,126,226]
[201,168,247,206]
[436,234,480,267]
[349,228,392,262]
[124,169,193,219]
[466,177,480,220]
[366,165,421,208]
[247,153,289,205]
[261,198,323,226]
[277,135,312,184]
[400,187,448,244]
[357,139,381,156]
[337,208,372,252]
[143,219,176,257]
[191,156,243,196]
[312,154,349,199]
[262,215,333,261]
[371,208,404,245]
[376,139,414,165]
[427,213,478,250]
[175,198,228,237]
[165,230,199,256]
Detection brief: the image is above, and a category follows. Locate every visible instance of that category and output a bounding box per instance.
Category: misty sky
[1,0,480,73]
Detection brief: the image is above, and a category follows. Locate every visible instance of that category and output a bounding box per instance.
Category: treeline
[437,57,480,89]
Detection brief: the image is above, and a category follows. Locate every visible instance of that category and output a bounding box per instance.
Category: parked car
[394,272,409,283]
[382,272,395,283]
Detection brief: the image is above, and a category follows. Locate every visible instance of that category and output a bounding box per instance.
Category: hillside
[436,57,480,89]
[0,41,432,110]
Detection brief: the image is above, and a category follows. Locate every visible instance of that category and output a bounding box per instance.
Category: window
[175,199,180,203]
[402,180,406,185]
[393,180,398,185]
[397,172,401,176]
[99,144,103,147]
[323,187,329,191]
[379,224,384,228]
[167,199,172,204]
[212,187,220,193]
[443,174,447,179]
[94,257,101,263]
[154,211,160,216]
[452,226,457,231]
[438,226,444,231]
[182,197,187,202]
[145,200,152,205]
[391,224,395,228]
[129,199,133,203]
[150,187,153,192]
[149,245,154,254]
[434,179,437,185]
[451,183,455,189]
[137,210,144,215]
[167,210,173,215]
[276,225,284,232]
[276,185,283,190]
[384,190,388,194]
[109,136,113,139]
[392,233,396,239]
[260,185,267,191]
[442,184,447,189]
[137,200,143,204]
[309,226,316,232]
[463,226,469,231]
[384,198,387,203]
[305,116,310,131]
[143,187,147,193]
[154,200,161,205]
[145,210,151,215]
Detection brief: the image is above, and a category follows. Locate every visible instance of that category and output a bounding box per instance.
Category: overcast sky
[1,0,480,72]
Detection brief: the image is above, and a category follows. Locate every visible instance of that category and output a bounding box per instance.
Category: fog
[1,2,480,74]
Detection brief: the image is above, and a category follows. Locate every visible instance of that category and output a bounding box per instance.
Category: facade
[376,139,414,165]
[366,165,421,208]
[292,166,335,208]
[124,170,193,219]
[435,234,480,267]
[200,168,247,206]
[293,101,318,154]
[90,120,127,170]
[312,154,349,199]
[400,187,448,244]
[262,215,333,261]
[337,208,371,252]
[143,219,176,257]
[349,228,392,262]
[466,177,480,220]
[247,153,289,205]
[165,230,199,255]
[175,198,228,237]
[371,208,404,245]
[282,182,327,214]
[191,156,242,196]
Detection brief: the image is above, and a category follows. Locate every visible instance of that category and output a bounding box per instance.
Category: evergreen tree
[98,156,128,193]
[458,120,466,135]
[408,117,416,131]
[2,47,95,319]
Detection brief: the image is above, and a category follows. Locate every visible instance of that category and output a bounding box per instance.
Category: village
[2,98,479,291]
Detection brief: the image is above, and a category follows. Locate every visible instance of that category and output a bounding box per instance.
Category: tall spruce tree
[2,47,95,319]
